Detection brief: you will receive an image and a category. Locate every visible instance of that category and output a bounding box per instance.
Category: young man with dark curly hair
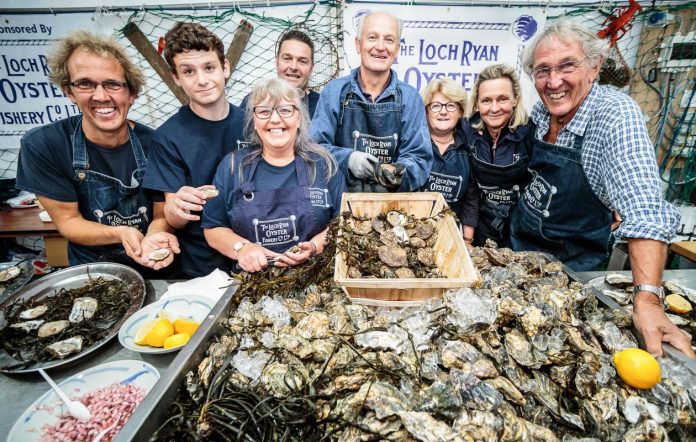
[143,22,245,277]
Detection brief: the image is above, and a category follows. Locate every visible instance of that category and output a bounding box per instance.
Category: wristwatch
[233,241,250,253]
[632,284,666,304]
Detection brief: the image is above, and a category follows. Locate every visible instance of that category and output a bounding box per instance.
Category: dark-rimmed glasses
[532,58,587,82]
[253,104,298,119]
[428,102,460,113]
[69,80,128,92]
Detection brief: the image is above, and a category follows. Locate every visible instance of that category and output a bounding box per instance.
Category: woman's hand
[237,243,280,273]
[139,232,180,269]
[274,241,317,268]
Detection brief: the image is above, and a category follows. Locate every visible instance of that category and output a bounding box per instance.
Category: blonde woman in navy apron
[419,78,479,241]
[462,64,532,248]
[202,79,346,273]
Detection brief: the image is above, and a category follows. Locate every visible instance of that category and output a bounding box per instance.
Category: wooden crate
[334,192,479,306]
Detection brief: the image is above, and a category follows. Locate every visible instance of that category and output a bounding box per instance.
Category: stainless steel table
[0,280,177,437]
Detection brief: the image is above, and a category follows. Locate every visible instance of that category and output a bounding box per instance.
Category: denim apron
[470,140,529,248]
[229,156,323,254]
[69,118,150,265]
[336,86,403,192]
[510,132,612,271]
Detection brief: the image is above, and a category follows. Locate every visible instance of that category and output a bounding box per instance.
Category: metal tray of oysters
[120,245,695,441]
[0,263,145,373]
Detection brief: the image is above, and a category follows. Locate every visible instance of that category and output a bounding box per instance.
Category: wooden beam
[225,19,254,84]
[123,22,189,105]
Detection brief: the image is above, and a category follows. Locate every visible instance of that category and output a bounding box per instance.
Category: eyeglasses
[532,58,587,82]
[428,102,460,113]
[253,104,298,119]
[69,79,128,92]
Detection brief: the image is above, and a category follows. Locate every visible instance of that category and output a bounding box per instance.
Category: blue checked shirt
[531,83,679,243]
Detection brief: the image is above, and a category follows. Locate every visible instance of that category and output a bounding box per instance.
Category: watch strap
[632,284,665,303]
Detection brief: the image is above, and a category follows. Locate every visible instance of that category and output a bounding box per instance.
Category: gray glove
[347,151,379,180]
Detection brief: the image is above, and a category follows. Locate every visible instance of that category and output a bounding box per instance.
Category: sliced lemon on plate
[174,318,200,336]
[163,333,191,349]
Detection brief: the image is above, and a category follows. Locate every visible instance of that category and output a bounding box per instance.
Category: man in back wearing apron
[16,31,178,277]
[510,20,693,360]
[310,11,433,193]
[240,29,320,121]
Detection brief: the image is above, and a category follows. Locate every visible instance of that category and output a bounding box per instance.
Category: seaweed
[0,275,130,369]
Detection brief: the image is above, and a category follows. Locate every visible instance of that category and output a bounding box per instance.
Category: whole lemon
[174,318,200,336]
[145,318,174,348]
[613,348,661,389]
[163,333,191,349]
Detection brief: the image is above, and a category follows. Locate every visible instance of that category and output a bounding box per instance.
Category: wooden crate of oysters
[334,192,478,304]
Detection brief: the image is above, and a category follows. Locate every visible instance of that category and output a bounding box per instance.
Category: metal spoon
[38,368,91,420]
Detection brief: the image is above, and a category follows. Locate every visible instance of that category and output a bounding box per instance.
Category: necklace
[432,134,454,146]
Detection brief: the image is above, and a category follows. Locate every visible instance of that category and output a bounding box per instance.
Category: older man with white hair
[310,11,433,192]
[510,19,692,359]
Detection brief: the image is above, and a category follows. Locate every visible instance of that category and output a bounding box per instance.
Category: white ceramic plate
[7,359,159,442]
[118,295,213,354]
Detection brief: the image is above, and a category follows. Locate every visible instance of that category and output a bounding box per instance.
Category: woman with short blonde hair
[419,78,479,242]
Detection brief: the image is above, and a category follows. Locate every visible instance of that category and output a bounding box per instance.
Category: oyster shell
[416,248,435,266]
[201,188,219,199]
[410,237,426,248]
[148,248,171,261]
[0,265,21,283]
[392,226,409,244]
[378,245,407,267]
[395,267,415,278]
[386,210,407,227]
[379,230,400,246]
[19,305,48,320]
[379,265,396,278]
[45,336,83,358]
[347,267,361,278]
[413,220,435,239]
[349,219,373,235]
[69,297,98,323]
[37,320,70,338]
[604,273,633,288]
[9,319,45,332]
[371,218,386,234]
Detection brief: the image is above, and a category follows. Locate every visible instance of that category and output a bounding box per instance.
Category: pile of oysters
[338,209,443,279]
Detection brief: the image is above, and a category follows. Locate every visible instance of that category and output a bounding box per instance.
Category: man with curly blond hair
[16,31,178,276]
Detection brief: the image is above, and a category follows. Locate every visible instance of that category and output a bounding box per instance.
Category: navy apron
[510,132,612,271]
[336,85,402,192]
[69,117,151,265]
[469,138,529,248]
[230,156,323,254]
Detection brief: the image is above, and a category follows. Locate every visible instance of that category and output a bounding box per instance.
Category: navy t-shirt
[16,115,159,271]
[16,116,154,203]
[201,149,345,248]
[142,103,244,277]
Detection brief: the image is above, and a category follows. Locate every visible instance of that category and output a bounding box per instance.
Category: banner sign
[342,4,546,110]
[0,14,97,149]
